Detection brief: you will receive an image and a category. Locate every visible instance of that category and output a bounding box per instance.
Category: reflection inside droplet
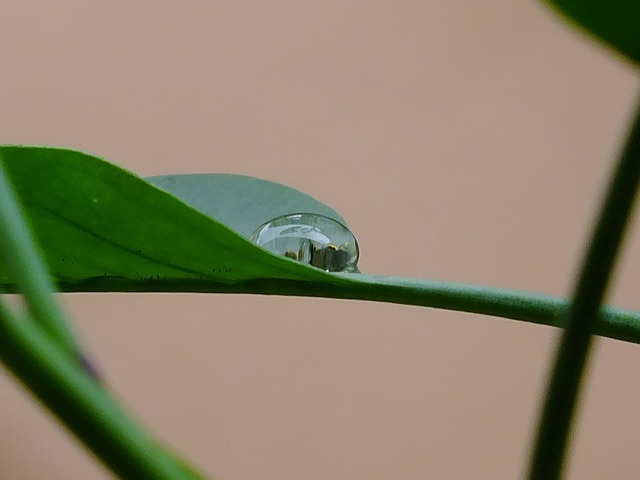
[249,213,359,272]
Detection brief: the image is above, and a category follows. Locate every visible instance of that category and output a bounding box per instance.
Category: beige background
[1,2,639,479]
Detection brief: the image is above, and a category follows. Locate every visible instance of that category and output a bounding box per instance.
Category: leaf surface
[147,174,347,238]
[0,146,334,285]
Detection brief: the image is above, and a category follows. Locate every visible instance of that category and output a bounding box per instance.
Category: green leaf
[147,174,347,238]
[2,145,640,345]
[0,145,332,285]
[544,0,640,64]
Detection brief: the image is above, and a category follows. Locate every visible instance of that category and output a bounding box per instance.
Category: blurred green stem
[528,93,640,479]
[0,297,203,479]
[0,157,83,365]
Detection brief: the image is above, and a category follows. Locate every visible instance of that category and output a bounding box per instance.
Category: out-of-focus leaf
[544,0,640,64]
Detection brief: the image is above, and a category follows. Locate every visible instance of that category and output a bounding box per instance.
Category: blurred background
[1,2,639,479]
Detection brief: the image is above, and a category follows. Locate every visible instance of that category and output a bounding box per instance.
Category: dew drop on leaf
[249,213,359,272]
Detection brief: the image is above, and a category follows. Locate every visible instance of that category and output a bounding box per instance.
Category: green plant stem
[48,275,640,344]
[0,297,203,479]
[0,157,82,364]
[528,94,640,479]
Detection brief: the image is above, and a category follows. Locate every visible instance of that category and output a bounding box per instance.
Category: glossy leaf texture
[544,0,640,64]
[0,145,334,286]
[2,145,640,345]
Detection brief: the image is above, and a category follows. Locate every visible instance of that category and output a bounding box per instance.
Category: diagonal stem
[0,297,203,479]
[528,92,640,479]
[0,156,85,366]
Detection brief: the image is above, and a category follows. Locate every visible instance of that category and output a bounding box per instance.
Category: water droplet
[250,213,359,272]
